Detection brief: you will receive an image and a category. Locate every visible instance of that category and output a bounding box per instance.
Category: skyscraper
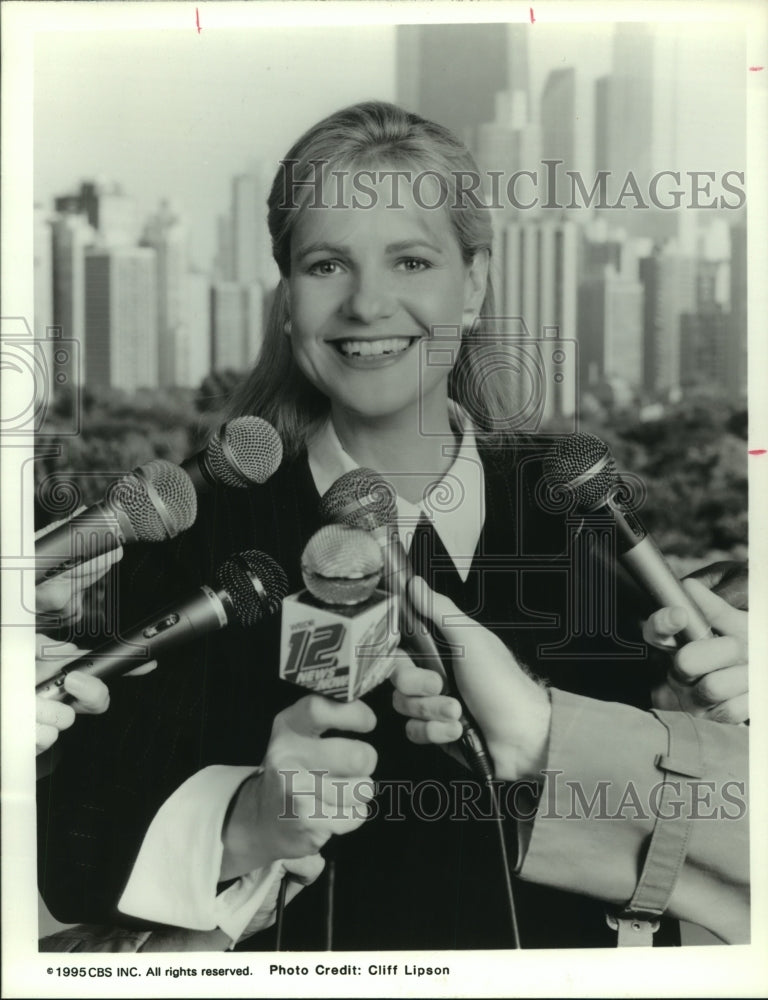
[141,200,187,387]
[396,23,509,148]
[502,219,579,423]
[210,282,263,373]
[84,247,158,392]
[639,243,696,396]
[578,264,643,389]
[51,212,96,386]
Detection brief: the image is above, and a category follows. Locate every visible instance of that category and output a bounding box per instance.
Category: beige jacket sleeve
[516,688,749,944]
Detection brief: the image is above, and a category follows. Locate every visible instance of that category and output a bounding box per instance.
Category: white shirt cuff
[118,764,279,941]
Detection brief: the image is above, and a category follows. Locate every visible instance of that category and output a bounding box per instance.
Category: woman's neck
[330,398,460,503]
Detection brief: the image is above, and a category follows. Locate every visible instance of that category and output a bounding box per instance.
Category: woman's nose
[341,269,396,324]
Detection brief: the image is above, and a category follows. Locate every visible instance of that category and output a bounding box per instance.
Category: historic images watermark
[275,770,748,823]
[277,161,746,213]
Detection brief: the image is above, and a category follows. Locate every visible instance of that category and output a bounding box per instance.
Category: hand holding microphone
[318,468,495,780]
[36,549,288,701]
[543,433,748,724]
[392,577,552,782]
[645,578,748,723]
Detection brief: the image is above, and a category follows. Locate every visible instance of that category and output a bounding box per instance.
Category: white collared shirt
[308,402,485,582]
[118,403,488,943]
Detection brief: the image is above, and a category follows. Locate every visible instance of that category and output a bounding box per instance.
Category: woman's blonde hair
[226,100,518,454]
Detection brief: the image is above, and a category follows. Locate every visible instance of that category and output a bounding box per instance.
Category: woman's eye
[397,258,431,273]
[308,260,342,276]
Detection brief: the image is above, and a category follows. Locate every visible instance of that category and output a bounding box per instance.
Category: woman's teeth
[335,337,414,357]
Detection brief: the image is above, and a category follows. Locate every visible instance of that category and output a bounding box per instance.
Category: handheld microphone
[36,550,289,701]
[543,433,712,643]
[280,524,399,700]
[318,468,494,780]
[181,416,284,492]
[35,460,198,583]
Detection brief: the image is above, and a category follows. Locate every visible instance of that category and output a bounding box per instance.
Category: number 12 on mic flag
[280,589,399,700]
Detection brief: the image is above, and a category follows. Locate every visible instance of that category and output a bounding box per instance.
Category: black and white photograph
[2,1,767,996]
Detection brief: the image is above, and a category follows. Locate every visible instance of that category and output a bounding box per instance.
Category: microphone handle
[36,586,230,701]
[380,531,494,781]
[607,502,712,643]
[180,451,217,493]
[35,501,131,583]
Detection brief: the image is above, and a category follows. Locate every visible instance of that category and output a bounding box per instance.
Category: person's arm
[116,695,376,946]
[391,577,750,942]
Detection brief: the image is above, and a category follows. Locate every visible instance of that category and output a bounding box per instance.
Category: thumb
[682,578,746,642]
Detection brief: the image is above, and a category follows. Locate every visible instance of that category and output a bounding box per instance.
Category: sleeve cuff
[118,764,266,931]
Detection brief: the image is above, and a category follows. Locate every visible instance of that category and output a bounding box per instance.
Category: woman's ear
[464,249,490,320]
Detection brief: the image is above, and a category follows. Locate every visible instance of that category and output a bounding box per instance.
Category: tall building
[51,212,96,385]
[578,264,643,389]
[55,181,137,248]
[179,271,211,388]
[540,67,577,208]
[679,310,730,392]
[141,200,187,387]
[211,282,264,372]
[396,23,509,148]
[639,243,696,396]
[502,219,579,423]
[84,247,158,392]
[230,169,272,286]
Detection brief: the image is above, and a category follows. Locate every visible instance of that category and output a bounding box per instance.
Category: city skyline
[34,20,746,270]
[34,18,749,408]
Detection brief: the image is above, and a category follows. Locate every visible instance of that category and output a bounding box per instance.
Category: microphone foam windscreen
[543,433,617,509]
[208,417,284,488]
[318,468,398,531]
[301,524,383,605]
[108,460,198,541]
[216,549,289,626]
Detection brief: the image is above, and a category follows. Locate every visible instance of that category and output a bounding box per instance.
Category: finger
[63,672,110,714]
[685,561,748,611]
[392,689,462,724]
[404,718,463,746]
[681,578,747,642]
[704,694,749,725]
[690,665,748,708]
[125,660,158,677]
[269,737,378,778]
[281,695,377,739]
[36,697,76,732]
[674,635,745,683]
[642,606,689,649]
[283,853,326,886]
[35,632,81,662]
[390,658,444,697]
[36,724,61,754]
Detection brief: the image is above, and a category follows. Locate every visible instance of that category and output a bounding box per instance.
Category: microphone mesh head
[301,524,383,605]
[207,417,284,487]
[543,433,617,510]
[107,460,198,541]
[215,550,289,627]
[318,468,397,531]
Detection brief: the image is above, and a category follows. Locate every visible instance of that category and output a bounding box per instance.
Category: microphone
[280,524,399,700]
[318,468,494,780]
[36,550,289,701]
[543,433,712,643]
[181,416,284,492]
[35,460,198,583]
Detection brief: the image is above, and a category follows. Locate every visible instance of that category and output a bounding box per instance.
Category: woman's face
[285,173,488,424]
